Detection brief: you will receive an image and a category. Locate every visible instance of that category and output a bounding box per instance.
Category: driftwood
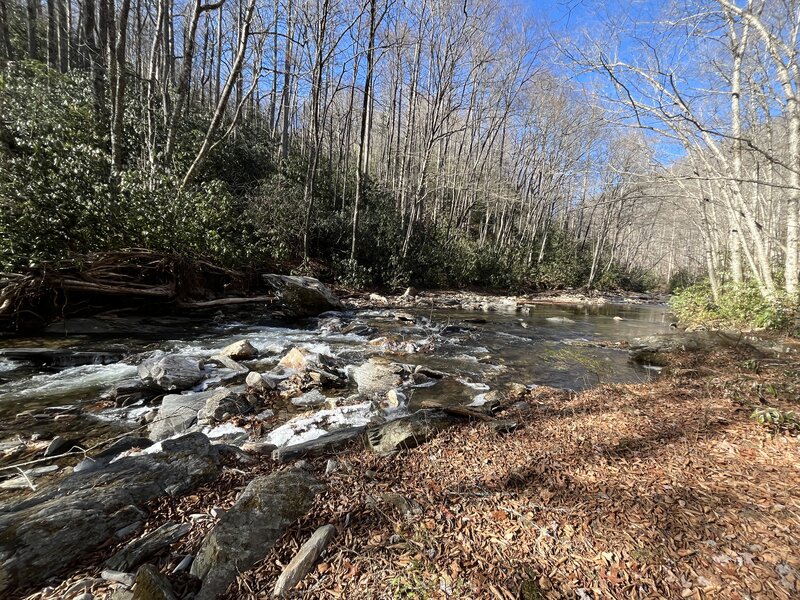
[0,250,266,332]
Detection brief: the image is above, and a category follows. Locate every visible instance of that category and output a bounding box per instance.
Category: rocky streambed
[0,282,675,598]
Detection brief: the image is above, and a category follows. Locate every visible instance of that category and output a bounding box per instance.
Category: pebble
[210,506,225,518]
[325,459,338,475]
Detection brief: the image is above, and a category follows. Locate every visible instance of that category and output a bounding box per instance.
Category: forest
[1,0,798,319]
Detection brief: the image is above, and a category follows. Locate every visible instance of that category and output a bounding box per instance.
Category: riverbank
[16,335,800,600]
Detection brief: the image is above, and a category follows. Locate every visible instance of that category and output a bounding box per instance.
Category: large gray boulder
[263,274,344,317]
[0,433,219,596]
[190,468,324,600]
[138,353,204,392]
[148,390,215,441]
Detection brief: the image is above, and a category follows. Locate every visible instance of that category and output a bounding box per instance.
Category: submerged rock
[0,433,218,595]
[138,353,204,392]
[190,468,324,600]
[263,274,344,317]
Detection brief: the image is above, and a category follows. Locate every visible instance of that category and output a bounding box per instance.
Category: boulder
[0,433,218,595]
[113,379,158,407]
[138,354,204,392]
[199,388,251,423]
[131,564,177,600]
[0,348,124,367]
[219,340,258,361]
[351,359,402,400]
[263,274,344,317]
[273,525,336,597]
[190,469,324,600]
[148,390,214,441]
[366,410,456,453]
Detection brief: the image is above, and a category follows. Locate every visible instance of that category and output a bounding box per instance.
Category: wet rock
[341,322,377,337]
[219,339,258,360]
[105,521,191,572]
[113,379,157,407]
[263,274,344,317]
[131,564,177,600]
[190,469,324,600]
[272,426,366,463]
[147,390,214,441]
[199,388,251,423]
[0,433,218,595]
[383,389,407,410]
[273,524,336,597]
[546,316,575,324]
[138,353,204,392]
[366,410,456,453]
[43,435,73,457]
[352,359,402,399]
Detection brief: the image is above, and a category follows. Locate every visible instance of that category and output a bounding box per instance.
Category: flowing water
[0,302,672,450]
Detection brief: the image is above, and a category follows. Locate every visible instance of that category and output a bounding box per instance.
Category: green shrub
[671,281,796,331]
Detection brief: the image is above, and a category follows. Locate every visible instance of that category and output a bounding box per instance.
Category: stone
[208,355,248,373]
[369,293,389,304]
[101,569,136,587]
[131,564,177,600]
[113,379,157,407]
[105,521,191,572]
[147,390,215,441]
[199,388,251,423]
[171,555,193,574]
[137,354,204,392]
[219,339,258,360]
[352,359,402,399]
[384,389,407,410]
[325,459,338,475]
[0,433,218,595]
[241,440,277,455]
[263,274,344,317]
[190,469,324,600]
[271,426,366,463]
[291,389,327,408]
[366,410,456,453]
[272,525,336,597]
[400,287,418,298]
[278,347,313,371]
[43,435,73,457]
[246,371,276,391]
